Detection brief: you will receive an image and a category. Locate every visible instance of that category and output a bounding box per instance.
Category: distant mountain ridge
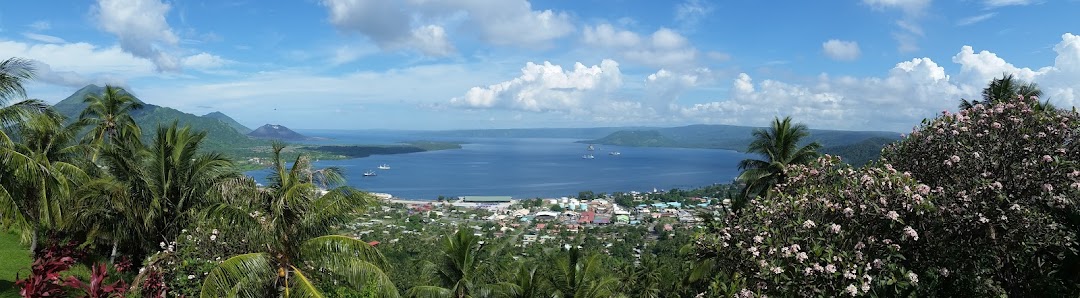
[248,124,307,140]
[581,125,901,166]
[51,84,265,154]
[203,111,252,134]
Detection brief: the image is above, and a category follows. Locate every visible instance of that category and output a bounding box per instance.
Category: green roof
[461,196,513,202]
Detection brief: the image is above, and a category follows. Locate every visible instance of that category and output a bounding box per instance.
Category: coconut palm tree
[959,74,1044,110]
[74,85,143,159]
[199,142,397,298]
[495,265,546,298]
[88,122,237,260]
[1,58,52,141]
[0,113,88,256]
[735,116,820,207]
[407,229,502,298]
[546,247,619,298]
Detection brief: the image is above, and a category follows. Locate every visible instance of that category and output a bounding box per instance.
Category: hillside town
[362,187,731,247]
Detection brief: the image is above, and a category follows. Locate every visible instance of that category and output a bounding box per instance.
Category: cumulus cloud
[644,68,709,111]
[319,0,573,55]
[0,40,154,77]
[94,0,181,72]
[822,39,861,61]
[863,0,930,53]
[181,52,231,70]
[679,33,1080,131]
[583,24,699,69]
[451,60,624,113]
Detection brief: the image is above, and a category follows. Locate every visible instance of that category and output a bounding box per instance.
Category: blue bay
[245,130,753,200]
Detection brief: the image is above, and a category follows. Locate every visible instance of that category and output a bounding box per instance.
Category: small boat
[582,154,595,159]
[377,164,391,170]
[586,144,595,151]
[609,151,621,156]
[363,170,377,177]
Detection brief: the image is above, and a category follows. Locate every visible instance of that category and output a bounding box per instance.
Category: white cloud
[319,0,573,56]
[409,25,455,56]
[0,40,154,77]
[956,12,997,26]
[644,68,707,111]
[450,60,623,113]
[583,24,699,69]
[863,0,931,16]
[27,21,50,31]
[984,0,1036,7]
[863,0,930,53]
[822,39,861,61]
[678,33,1080,131]
[22,33,66,44]
[674,0,713,30]
[94,0,181,72]
[181,52,231,70]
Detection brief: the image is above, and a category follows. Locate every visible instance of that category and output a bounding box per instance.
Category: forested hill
[203,111,252,134]
[583,125,901,166]
[51,84,266,154]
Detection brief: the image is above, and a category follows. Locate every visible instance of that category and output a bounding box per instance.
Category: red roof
[367,241,380,246]
[578,211,596,223]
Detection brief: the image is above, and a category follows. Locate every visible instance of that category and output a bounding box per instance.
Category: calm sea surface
[244,129,753,200]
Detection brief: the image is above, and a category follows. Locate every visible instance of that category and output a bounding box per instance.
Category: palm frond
[287,266,327,298]
[405,286,452,298]
[200,253,276,298]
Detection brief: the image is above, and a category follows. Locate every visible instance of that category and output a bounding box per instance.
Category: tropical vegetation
[1,56,1079,298]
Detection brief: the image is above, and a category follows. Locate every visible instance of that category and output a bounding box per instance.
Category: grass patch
[0,232,30,298]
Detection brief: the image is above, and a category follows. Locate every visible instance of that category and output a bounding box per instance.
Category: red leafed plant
[16,241,131,298]
[16,241,83,298]
[63,263,128,298]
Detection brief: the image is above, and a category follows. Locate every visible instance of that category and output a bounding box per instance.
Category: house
[578,211,596,224]
[534,211,559,221]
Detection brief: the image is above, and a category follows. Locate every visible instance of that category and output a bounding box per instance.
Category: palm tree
[1,58,52,142]
[199,142,398,297]
[735,116,820,207]
[0,113,88,256]
[89,122,237,260]
[496,265,546,298]
[546,247,619,298]
[959,74,1043,110]
[407,229,501,298]
[74,85,143,160]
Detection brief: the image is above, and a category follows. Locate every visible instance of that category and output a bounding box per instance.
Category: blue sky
[1,0,1078,132]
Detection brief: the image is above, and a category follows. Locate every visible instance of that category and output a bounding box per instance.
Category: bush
[140,224,260,297]
[881,96,1080,295]
[694,156,932,297]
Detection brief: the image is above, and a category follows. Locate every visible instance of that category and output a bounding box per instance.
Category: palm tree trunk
[110,238,120,264]
[29,228,38,258]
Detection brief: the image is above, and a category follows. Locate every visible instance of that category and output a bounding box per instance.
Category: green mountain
[203,111,252,134]
[820,137,898,167]
[587,130,678,147]
[52,84,266,155]
[578,124,901,166]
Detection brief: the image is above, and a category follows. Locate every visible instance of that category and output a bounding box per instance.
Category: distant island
[304,141,463,158]
[248,124,308,140]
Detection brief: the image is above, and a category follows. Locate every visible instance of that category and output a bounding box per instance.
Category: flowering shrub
[881,96,1080,295]
[141,225,259,297]
[694,156,934,297]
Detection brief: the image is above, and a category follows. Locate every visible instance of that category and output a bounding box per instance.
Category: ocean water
[245,130,754,200]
